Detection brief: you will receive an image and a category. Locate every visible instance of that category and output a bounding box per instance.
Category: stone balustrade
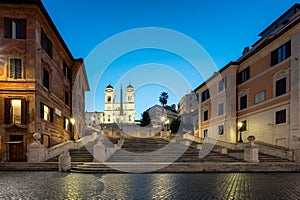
[27,132,98,163]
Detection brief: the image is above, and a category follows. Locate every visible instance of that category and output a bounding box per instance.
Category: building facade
[85,111,104,127]
[194,4,300,149]
[103,84,136,124]
[147,104,178,128]
[0,0,89,162]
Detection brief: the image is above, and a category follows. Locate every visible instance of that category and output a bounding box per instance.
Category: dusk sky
[42,0,298,118]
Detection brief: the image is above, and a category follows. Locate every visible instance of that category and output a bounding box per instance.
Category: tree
[170,118,181,133]
[159,92,169,107]
[140,111,151,127]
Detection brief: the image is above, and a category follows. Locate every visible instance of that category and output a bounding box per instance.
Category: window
[237,67,250,84]
[218,103,224,116]
[40,102,53,122]
[43,68,50,89]
[240,95,247,110]
[129,115,131,122]
[201,89,210,102]
[41,29,52,58]
[107,96,111,102]
[218,79,224,92]
[4,98,26,124]
[254,90,266,104]
[203,110,208,121]
[64,117,69,130]
[276,77,286,97]
[108,115,111,122]
[9,59,22,79]
[275,110,286,124]
[271,41,291,66]
[218,125,224,135]
[4,18,26,39]
[63,62,71,81]
[65,91,69,106]
[203,129,208,138]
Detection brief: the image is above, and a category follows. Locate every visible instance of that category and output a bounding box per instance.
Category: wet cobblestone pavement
[0,172,300,199]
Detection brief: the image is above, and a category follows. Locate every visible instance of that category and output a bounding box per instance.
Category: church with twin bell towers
[104,84,136,124]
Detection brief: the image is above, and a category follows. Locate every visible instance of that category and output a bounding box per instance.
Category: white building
[85,111,104,127]
[178,91,199,116]
[147,104,178,127]
[104,84,136,124]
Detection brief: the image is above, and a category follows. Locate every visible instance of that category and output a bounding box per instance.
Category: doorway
[8,135,24,162]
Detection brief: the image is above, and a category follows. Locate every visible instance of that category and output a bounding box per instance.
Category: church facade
[103,84,135,124]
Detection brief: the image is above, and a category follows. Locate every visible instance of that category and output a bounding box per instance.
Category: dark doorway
[9,135,24,162]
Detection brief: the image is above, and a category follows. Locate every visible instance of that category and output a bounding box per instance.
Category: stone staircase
[46,135,293,173]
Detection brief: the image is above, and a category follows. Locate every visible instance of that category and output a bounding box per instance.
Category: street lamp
[238,121,243,143]
[70,117,75,140]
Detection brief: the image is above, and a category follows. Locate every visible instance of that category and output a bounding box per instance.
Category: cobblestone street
[0,172,300,199]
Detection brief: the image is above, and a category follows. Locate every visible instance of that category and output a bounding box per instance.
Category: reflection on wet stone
[0,172,300,199]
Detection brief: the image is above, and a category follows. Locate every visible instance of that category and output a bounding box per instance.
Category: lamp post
[238,121,243,143]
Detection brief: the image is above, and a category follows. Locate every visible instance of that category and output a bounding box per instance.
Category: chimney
[243,46,250,55]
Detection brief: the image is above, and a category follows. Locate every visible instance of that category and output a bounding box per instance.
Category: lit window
[11,99,21,124]
[44,105,49,121]
[64,118,69,130]
[40,102,53,122]
[5,98,26,124]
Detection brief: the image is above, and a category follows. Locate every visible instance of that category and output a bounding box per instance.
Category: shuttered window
[271,41,291,66]
[276,77,286,97]
[40,102,53,122]
[43,68,50,89]
[4,98,27,124]
[41,29,52,58]
[4,18,26,39]
[10,59,22,79]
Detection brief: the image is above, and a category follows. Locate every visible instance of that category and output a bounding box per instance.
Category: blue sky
[42,0,299,118]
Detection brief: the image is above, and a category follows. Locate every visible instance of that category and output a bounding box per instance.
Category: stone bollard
[58,151,71,172]
[27,133,47,162]
[293,147,300,163]
[244,135,259,163]
[221,148,228,155]
[93,142,106,162]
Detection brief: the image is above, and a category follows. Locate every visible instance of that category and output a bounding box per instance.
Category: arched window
[128,114,131,122]
[107,96,111,102]
[108,115,110,122]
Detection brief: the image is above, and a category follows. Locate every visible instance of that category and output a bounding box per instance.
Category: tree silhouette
[140,111,151,127]
[159,92,169,107]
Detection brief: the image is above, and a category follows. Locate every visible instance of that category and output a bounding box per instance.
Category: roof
[106,84,114,89]
[0,0,77,61]
[127,84,134,89]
